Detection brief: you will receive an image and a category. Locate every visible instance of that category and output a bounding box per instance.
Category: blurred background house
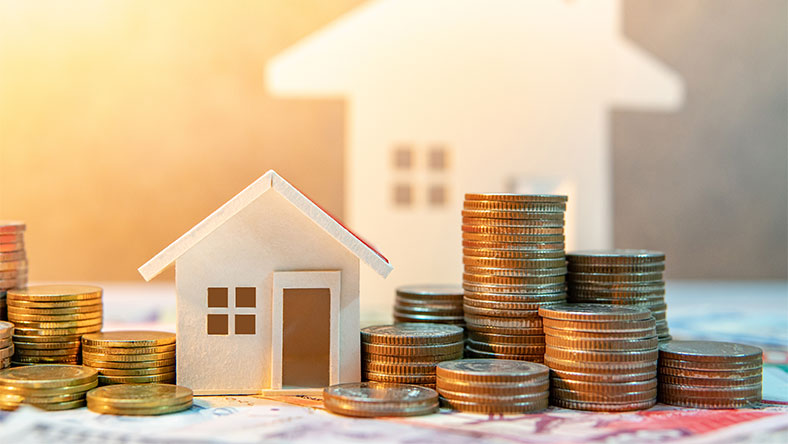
[0,0,785,320]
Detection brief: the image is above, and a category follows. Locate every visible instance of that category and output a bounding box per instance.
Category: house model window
[207,287,256,335]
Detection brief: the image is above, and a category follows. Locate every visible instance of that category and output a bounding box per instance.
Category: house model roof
[138,170,392,281]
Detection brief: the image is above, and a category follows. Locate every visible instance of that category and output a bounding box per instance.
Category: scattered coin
[323,382,438,417]
[86,383,192,415]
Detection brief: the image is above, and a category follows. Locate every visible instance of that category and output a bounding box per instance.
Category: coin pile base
[81,331,176,385]
[658,340,763,409]
[323,382,438,417]
[436,359,549,414]
[0,321,13,369]
[0,221,28,321]
[86,383,192,415]
[540,303,658,412]
[394,285,465,327]
[0,364,98,410]
[361,324,464,388]
[462,193,568,362]
[8,285,103,365]
[566,250,670,343]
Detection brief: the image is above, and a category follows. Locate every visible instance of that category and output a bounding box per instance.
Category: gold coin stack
[8,285,103,365]
[0,321,13,369]
[539,304,659,412]
[566,250,670,343]
[81,331,176,385]
[462,193,568,362]
[658,340,763,409]
[393,285,465,327]
[0,364,98,410]
[436,359,549,413]
[0,221,28,321]
[87,383,192,415]
[361,324,464,389]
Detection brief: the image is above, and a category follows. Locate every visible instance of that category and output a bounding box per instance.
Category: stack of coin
[462,193,567,362]
[8,285,103,365]
[566,250,670,343]
[81,331,176,385]
[393,285,465,327]
[539,304,658,411]
[361,324,463,388]
[323,382,438,417]
[0,221,28,321]
[87,383,192,415]
[0,321,12,369]
[0,364,98,410]
[436,359,549,413]
[658,340,762,409]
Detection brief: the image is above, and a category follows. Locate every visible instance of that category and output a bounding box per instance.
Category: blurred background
[0,0,785,319]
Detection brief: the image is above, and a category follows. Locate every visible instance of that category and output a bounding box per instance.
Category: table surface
[1,280,786,444]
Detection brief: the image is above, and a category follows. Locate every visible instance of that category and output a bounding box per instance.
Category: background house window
[393,184,412,206]
[428,146,447,170]
[393,145,413,169]
[207,287,256,335]
[428,184,447,206]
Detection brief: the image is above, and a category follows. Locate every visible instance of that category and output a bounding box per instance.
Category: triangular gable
[138,170,392,281]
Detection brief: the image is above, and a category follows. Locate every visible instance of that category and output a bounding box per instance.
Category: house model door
[271,271,341,393]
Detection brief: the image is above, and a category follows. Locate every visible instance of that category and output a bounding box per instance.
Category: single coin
[462,305,541,318]
[10,318,103,329]
[550,397,656,412]
[467,332,545,345]
[13,325,102,336]
[361,341,464,357]
[82,358,176,369]
[462,240,565,252]
[8,299,102,309]
[568,262,666,273]
[82,351,176,362]
[657,366,762,379]
[98,373,176,385]
[82,344,176,355]
[545,335,659,351]
[551,387,656,403]
[81,331,176,348]
[658,341,762,363]
[439,387,548,404]
[568,271,663,283]
[463,256,567,269]
[87,365,176,377]
[542,317,656,332]
[0,379,98,396]
[436,359,549,383]
[87,384,191,410]
[362,352,462,365]
[0,260,27,272]
[12,355,80,364]
[361,324,464,346]
[464,266,567,278]
[26,399,86,411]
[462,232,566,243]
[6,305,103,316]
[465,339,545,355]
[0,222,25,234]
[463,283,567,295]
[462,217,564,228]
[362,361,437,375]
[0,338,11,348]
[545,347,657,363]
[461,210,565,220]
[463,273,565,286]
[8,312,103,322]
[464,314,544,329]
[0,321,12,337]
[12,335,82,343]
[323,382,439,417]
[393,313,465,323]
[0,242,24,253]
[19,391,87,404]
[0,233,23,244]
[465,324,544,336]
[12,347,78,357]
[436,377,548,396]
[544,355,657,373]
[543,326,655,340]
[395,298,462,309]
[462,225,564,235]
[550,368,656,383]
[658,374,762,387]
[363,372,436,384]
[465,193,568,203]
[87,400,192,416]
[463,200,566,211]
[393,305,462,317]
[567,250,665,265]
[440,396,548,414]
[658,382,762,398]
[396,285,463,300]
[463,248,565,260]
[463,290,566,303]
[658,396,760,410]
[538,304,652,322]
[8,285,102,302]
[464,347,544,363]
[0,364,97,389]
[568,282,665,293]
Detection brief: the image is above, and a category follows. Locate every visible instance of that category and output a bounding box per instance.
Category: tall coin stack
[462,193,568,362]
[82,331,176,385]
[0,321,13,369]
[0,364,98,411]
[0,221,28,321]
[539,304,659,412]
[436,359,549,414]
[658,340,762,409]
[7,285,103,365]
[393,285,465,327]
[566,250,670,343]
[361,324,464,389]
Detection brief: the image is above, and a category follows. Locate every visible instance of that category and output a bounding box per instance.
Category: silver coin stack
[461,193,568,362]
[0,221,28,321]
[539,304,659,412]
[361,324,464,389]
[566,250,670,343]
[393,285,464,327]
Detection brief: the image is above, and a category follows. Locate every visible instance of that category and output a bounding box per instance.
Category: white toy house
[266,0,684,321]
[139,170,392,395]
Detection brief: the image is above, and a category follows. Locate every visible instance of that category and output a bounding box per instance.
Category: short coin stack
[8,285,103,365]
[0,321,14,369]
[462,193,568,362]
[436,359,549,413]
[658,340,762,409]
[81,331,176,385]
[0,364,98,410]
[393,285,465,327]
[87,383,192,415]
[0,221,28,321]
[566,250,670,343]
[323,382,439,417]
[539,304,659,412]
[361,324,463,389]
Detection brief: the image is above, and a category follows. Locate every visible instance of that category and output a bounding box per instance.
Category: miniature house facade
[139,170,392,395]
[265,0,684,321]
